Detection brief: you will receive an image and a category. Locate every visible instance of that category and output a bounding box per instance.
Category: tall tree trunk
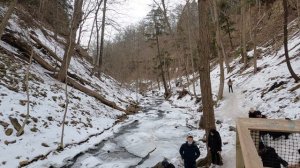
[241,0,248,67]
[57,0,84,82]
[87,18,96,50]
[186,0,197,97]
[198,0,216,136]
[221,38,231,73]
[76,24,83,45]
[59,0,84,148]
[155,34,169,97]
[97,0,108,77]
[0,0,18,37]
[39,0,44,19]
[94,1,101,67]
[213,0,225,101]
[197,0,216,165]
[253,30,258,73]
[167,64,172,88]
[225,19,234,50]
[17,48,33,136]
[161,0,173,34]
[184,56,191,92]
[157,78,161,91]
[297,0,300,28]
[283,0,300,82]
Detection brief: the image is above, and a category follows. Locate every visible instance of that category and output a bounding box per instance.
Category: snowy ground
[166,24,300,167]
[0,7,140,168]
[0,4,300,168]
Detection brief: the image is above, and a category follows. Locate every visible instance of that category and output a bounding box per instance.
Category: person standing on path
[228,79,233,93]
[179,135,200,168]
[208,129,223,168]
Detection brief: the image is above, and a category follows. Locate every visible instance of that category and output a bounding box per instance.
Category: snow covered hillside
[0,7,140,168]
[156,21,300,168]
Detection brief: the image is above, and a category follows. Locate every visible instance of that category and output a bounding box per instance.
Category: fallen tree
[1,33,128,113]
[2,33,56,72]
[67,77,126,112]
[30,34,63,63]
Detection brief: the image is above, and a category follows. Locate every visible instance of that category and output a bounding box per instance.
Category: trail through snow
[214,85,250,168]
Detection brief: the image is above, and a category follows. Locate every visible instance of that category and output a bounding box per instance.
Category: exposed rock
[197,105,203,112]
[293,96,300,103]
[4,140,16,145]
[20,113,27,118]
[195,97,202,104]
[30,127,38,132]
[0,120,9,129]
[0,63,5,69]
[31,117,38,123]
[59,103,66,108]
[126,104,140,114]
[19,100,28,106]
[47,116,53,121]
[52,96,57,102]
[6,85,19,92]
[177,89,189,99]
[5,128,13,136]
[229,126,236,132]
[70,120,78,125]
[216,120,223,124]
[9,117,22,134]
[19,160,29,167]
[41,143,49,147]
[40,91,47,97]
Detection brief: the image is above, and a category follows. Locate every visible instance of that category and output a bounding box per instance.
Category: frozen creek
[59,96,197,168]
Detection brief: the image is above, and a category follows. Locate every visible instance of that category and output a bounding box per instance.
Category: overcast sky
[80,0,185,45]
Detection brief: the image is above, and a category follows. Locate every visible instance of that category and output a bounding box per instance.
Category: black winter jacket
[208,131,222,152]
[179,142,200,161]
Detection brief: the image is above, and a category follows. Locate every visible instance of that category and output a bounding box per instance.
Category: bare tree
[17,48,33,136]
[186,0,197,97]
[197,0,216,165]
[198,0,216,136]
[59,0,84,149]
[212,0,225,101]
[97,0,108,78]
[154,19,170,98]
[57,0,84,82]
[241,0,248,67]
[0,0,18,37]
[283,0,300,82]
[77,0,97,45]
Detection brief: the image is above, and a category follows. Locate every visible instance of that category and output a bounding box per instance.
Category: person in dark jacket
[248,107,256,118]
[228,79,233,93]
[208,129,223,167]
[179,135,200,168]
[259,142,288,168]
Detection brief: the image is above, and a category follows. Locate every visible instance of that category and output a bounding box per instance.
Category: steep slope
[0,6,140,168]
[160,20,300,167]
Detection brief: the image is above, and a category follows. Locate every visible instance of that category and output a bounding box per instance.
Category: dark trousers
[184,160,196,168]
[211,151,222,165]
[229,85,233,93]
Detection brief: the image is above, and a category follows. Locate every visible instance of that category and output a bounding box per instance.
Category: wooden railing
[236,118,300,168]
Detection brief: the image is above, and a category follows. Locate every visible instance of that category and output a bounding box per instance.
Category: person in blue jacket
[179,135,200,168]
